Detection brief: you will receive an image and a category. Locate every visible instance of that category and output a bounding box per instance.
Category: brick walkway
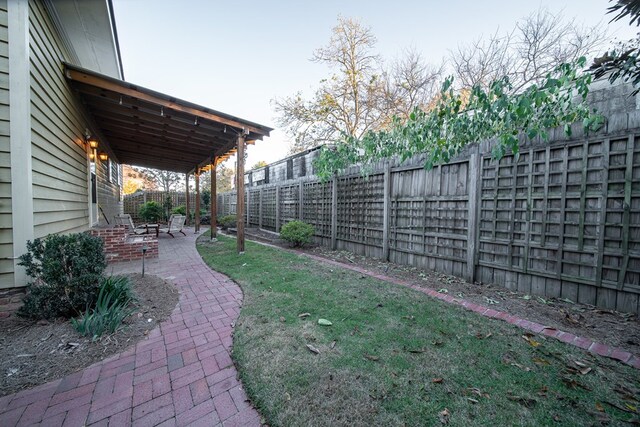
[0,227,261,427]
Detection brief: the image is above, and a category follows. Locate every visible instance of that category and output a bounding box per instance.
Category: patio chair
[114,213,148,235]
[159,214,186,237]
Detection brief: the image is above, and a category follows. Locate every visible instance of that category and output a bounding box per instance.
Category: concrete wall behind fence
[218,82,640,315]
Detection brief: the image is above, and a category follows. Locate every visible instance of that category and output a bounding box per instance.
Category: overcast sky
[112,0,637,168]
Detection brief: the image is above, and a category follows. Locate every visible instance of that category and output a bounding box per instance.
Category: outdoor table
[145,223,159,237]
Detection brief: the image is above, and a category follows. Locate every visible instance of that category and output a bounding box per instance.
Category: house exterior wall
[0,0,122,291]
[0,0,12,288]
[29,0,91,239]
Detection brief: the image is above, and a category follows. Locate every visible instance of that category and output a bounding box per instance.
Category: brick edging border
[235,234,640,370]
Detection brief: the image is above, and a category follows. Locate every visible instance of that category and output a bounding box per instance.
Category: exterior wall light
[98,152,108,161]
[88,139,99,149]
[89,152,96,162]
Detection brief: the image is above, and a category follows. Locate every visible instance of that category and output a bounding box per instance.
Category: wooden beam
[185,173,190,226]
[195,168,201,233]
[66,67,270,136]
[211,157,217,239]
[236,134,246,253]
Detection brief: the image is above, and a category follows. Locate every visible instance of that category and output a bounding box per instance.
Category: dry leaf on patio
[363,354,379,361]
[298,312,311,318]
[306,344,320,355]
[438,408,450,424]
[432,378,444,384]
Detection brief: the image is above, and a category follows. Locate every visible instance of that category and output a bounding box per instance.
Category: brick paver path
[0,227,261,426]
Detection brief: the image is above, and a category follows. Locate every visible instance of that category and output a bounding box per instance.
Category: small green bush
[280,221,315,247]
[18,233,107,319]
[218,215,236,230]
[139,201,163,223]
[72,277,133,341]
[172,205,187,216]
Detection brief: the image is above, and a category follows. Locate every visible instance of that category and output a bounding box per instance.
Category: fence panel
[215,129,640,315]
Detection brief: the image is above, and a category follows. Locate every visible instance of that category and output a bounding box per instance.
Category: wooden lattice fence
[217,124,640,315]
[123,191,198,222]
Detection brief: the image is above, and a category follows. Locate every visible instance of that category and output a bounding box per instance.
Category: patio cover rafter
[64,63,273,173]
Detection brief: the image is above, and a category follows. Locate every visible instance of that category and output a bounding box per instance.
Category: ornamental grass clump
[280,221,315,247]
[72,276,134,341]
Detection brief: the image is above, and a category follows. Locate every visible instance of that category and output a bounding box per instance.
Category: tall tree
[133,167,183,192]
[274,17,442,154]
[122,165,157,194]
[199,164,235,194]
[451,8,606,93]
[251,160,268,170]
[590,0,640,93]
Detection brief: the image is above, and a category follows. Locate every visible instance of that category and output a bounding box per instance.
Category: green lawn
[197,235,640,427]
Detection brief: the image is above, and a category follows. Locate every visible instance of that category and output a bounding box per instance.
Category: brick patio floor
[0,227,261,427]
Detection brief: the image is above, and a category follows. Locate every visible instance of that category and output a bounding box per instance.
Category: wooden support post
[185,173,190,226]
[195,168,201,233]
[466,149,481,283]
[382,162,391,261]
[331,175,338,250]
[236,133,246,253]
[211,158,217,239]
[299,181,304,221]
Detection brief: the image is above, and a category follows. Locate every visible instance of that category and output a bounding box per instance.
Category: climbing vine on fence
[315,57,604,180]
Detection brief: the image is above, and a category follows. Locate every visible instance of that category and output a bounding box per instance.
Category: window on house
[109,159,119,186]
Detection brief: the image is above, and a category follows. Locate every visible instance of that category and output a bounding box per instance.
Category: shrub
[280,221,315,247]
[72,278,133,340]
[217,215,236,230]
[201,214,211,225]
[18,233,107,319]
[172,205,187,216]
[139,201,163,223]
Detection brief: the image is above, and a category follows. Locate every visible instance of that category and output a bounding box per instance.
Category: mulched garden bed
[241,226,640,356]
[0,273,179,397]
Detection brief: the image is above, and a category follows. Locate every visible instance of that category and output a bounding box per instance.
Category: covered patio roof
[64,63,273,173]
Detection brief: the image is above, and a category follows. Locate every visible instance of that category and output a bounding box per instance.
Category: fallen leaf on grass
[507,394,537,408]
[562,377,591,391]
[615,385,640,402]
[363,354,379,361]
[285,392,291,401]
[467,387,489,398]
[538,386,548,397]
[432,378,444,384]
[595,402,604,412]
[432,340,444,347]
[438,288,448,294]
[438,408,450,424]
[467,398,479,404]
[522,334,541,347]
[407,348,426,354]
[306,344,320,355]
[604,400,638,414]
[318,319,333,326]
[279,316,286,323]
[298,313,311,319]
[533,357,550,366]
[330,341,336,349]
[401,315,415,320]
[475,332,492,340]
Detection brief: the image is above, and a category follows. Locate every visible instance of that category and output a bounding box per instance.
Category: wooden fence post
[259,188,263,229]
[466,149,481,283]
[246,186,251,227]
[331,175,338,250]
[299,181,304,221]
[382,162,391,261]
[275,184,281,233]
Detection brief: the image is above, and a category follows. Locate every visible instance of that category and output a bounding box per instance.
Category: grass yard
[197,235,640,427]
